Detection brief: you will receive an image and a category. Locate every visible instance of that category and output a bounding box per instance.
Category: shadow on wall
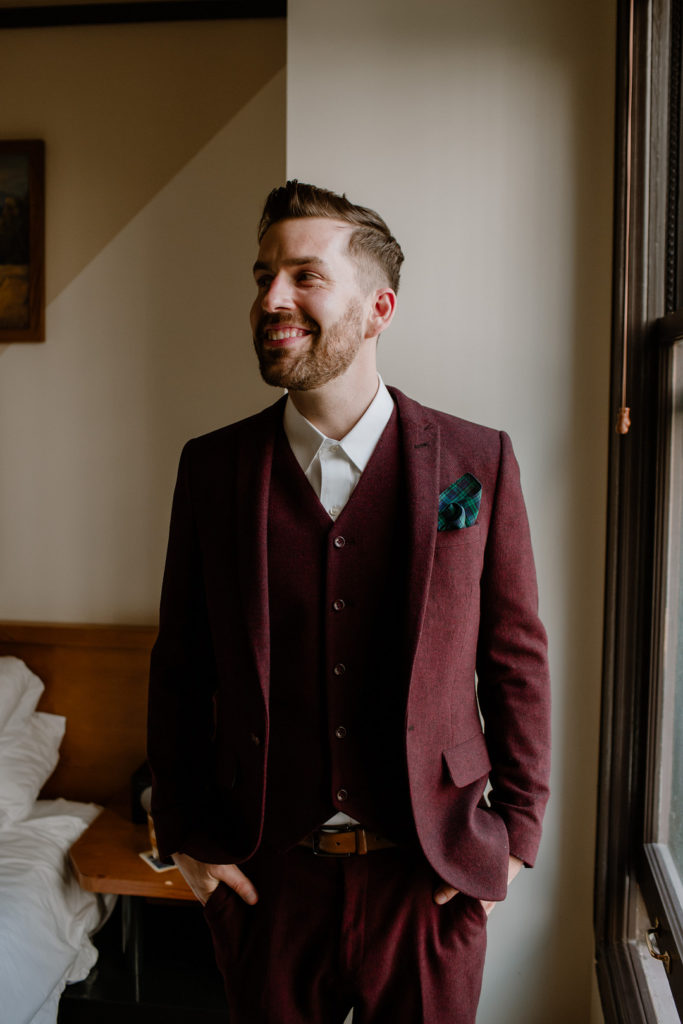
[0,20,286,624]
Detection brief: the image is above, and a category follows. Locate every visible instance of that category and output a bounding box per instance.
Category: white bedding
[0,658,115,1024]
[0,799,114,1024]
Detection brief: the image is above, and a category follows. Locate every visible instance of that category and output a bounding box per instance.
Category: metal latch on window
[645,919,671,974]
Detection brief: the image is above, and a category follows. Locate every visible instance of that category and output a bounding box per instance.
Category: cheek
[304,298,336,327]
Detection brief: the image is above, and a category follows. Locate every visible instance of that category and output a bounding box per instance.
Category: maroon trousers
[202,844,487,1023]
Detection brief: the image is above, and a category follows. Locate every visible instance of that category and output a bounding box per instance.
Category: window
[596,0,683,1018]
[660,340,683,897]
[639,315,683,1012]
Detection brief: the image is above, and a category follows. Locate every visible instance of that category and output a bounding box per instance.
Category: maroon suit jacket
[148,387,551,902]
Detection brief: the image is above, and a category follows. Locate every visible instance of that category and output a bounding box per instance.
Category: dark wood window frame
[596,0,683,1019]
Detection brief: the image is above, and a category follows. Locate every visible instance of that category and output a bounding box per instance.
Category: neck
[288,348,380,440]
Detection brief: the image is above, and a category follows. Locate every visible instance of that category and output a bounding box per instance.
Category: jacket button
[333,536,346,549]
[336,788,348,801]
[332,598,346,612]
[335,726,347,739]
[333,663,346,676]
[249,732,261,746]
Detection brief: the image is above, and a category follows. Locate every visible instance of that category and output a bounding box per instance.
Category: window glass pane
[666,341,683,883]
[671,522,683,880]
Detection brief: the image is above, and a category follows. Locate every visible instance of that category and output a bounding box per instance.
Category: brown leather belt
[298,825,397,857]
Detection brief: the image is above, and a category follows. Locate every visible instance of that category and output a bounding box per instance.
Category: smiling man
[252,220,369,391]
[147,181,551,1024]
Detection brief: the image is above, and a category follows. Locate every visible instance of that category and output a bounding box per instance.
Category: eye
[297,271,321,284]
[255,274,273,290]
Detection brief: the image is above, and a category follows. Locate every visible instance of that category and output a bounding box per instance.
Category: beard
[253,301,365,391]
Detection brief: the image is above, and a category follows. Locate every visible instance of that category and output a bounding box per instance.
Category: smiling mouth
[263,327,311,342]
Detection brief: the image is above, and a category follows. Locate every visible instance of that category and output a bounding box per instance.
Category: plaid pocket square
[438,473,482,531]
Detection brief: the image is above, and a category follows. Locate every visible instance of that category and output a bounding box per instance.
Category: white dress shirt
[282,376,395,521]
[282,376,395,826]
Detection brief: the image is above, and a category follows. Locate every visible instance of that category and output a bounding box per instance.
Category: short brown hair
[257,180,404,293]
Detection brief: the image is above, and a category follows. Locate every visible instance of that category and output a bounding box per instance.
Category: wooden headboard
[0,621,156,804]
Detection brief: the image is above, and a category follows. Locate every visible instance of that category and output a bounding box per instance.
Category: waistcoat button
[335,726,347,739]
[332,598,346,612]
[333,663,346,676]
[336,788,348,801]
[333,536,346,549]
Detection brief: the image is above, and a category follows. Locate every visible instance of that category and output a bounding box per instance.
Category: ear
[364,288,397,339]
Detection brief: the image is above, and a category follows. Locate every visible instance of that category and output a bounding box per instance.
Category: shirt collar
[283,376,395,475]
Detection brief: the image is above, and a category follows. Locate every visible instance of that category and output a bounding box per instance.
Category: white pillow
[0,657,44,739]
[0,711,66,827]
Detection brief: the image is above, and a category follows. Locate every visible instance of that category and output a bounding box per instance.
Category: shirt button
[336,788,348,802]
[333,536,346,549]
[330,444,341,453]
[333,663,346,676]
[335,726,347,739]
[332,598,346,612]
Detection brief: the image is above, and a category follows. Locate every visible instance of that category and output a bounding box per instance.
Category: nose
[261,271,295,312]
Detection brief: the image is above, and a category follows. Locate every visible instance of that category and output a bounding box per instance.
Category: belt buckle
[312,824,360,857]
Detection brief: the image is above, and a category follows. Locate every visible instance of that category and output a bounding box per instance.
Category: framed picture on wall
[0,140,45,343]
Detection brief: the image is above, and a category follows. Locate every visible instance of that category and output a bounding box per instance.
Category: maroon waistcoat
[263,408,416,850]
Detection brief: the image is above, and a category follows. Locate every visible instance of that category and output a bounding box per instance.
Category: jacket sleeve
[147,440,219,861]
[476,431,551,867]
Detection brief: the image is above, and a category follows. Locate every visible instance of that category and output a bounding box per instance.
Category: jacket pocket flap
[443,731,492,788]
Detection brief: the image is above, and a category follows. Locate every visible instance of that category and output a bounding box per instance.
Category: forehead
[256,217,354,265]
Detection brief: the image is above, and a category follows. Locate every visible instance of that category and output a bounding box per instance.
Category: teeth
[265,328,308,341]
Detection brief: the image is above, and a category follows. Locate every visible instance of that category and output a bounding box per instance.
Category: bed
[0,621,156,1024]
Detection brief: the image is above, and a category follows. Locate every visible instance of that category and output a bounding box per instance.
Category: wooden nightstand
[68,804,196,1005]
[69,804,193,902]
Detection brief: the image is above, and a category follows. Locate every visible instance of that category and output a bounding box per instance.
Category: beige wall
[287,1,613,1021]
[0,19,286,622]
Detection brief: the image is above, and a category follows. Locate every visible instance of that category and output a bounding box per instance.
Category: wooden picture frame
[0,140,45,342]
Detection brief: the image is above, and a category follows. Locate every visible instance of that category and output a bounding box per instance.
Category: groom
[148,180,551,1023]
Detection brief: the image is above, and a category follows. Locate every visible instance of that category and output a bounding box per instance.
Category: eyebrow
[252,256,330,274]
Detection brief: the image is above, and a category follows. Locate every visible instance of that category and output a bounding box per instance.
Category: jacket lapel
[235,395,286,709]
[388,387,440,684]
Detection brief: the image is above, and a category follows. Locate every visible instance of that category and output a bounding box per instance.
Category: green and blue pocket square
[438,473,482,531]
